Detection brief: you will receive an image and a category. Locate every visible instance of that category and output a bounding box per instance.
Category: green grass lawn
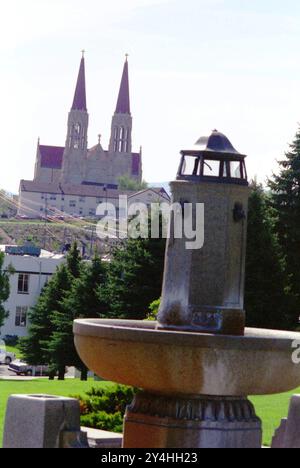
[251,389,298,447]
[0,378,113,446]
[0,378,298,447]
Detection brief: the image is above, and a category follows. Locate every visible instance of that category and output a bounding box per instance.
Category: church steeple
[109,56,132,154]
[72,52,87,111]
[115,55,130,115]
[61,53,89,183]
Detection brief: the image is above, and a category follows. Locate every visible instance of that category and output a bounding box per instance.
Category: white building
[0,245,65,338]
[18,184,170,219]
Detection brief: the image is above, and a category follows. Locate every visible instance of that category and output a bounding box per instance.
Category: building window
[15,306,28,327]
[79,197,85,203]
[18,274,30,294]
[89,209,96,216]
[69,201,76,208]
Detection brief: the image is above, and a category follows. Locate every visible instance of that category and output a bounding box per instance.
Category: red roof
[39,145,64,170]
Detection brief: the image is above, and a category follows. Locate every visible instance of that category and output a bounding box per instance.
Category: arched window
[71,123,81,149]
[113,127,119,152]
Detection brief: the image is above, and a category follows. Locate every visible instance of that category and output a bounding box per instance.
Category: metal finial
[81,49,85,58]
[125,53,129,62]
[98,134,101,145]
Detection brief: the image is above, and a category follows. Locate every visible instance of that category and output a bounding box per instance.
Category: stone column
[123,392,262,449]
[158,181,250,336]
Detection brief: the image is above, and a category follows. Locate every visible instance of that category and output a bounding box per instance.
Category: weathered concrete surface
[158,181,250,336]
[271,419,287,449]
[123,393,262,449]
[74,320,300,397]
[272,395,300,449]
[81,427,123,448]
[3,394,85,449]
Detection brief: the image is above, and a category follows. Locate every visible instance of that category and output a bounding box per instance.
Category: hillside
[0,220,114,256]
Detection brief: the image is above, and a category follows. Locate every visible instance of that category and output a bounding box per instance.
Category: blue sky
[1,0,300,192]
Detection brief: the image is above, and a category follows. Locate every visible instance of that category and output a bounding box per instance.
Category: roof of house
[20,180,170,202]
[20,180,132,199]
[129,187,171,202]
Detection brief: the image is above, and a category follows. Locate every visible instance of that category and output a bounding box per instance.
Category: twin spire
[115,55,131,115]
[72,54,87,112]
[71,53,131,115]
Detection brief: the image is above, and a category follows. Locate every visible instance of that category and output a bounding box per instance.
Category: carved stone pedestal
[123,393,262,449]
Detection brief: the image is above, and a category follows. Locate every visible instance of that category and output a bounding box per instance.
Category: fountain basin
[74,319,300,397]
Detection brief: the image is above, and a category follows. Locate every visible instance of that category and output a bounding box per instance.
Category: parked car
[8,360,50,377]
[0,349,16,366]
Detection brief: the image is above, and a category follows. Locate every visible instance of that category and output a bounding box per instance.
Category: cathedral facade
[33,54,142,187]
[18,55,148,218]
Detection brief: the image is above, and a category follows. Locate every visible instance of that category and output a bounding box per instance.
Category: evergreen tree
[268,127,300,308]
[49,254,107,380]
[103,235,166,320]
[0,252,11,328]
[20,264,72,375]
[46,243,82,379]
[66,241,82,279]
[117,175,148,192]
[245,182,297,329]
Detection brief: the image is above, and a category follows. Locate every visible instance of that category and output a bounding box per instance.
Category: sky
[1,0,300,192]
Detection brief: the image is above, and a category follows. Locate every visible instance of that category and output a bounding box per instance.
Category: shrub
[147,299,160,321]
[71,384,136,433]
[81,412,124,433]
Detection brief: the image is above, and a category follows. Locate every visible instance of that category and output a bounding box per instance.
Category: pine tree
[0,252,11,328]
[20,264,72,375]
[66,241,82,279]
[268,127,300,308]
[49,254,107,381]
[46,243,83,380]
[245,182,297,329]
[103,236,166,320]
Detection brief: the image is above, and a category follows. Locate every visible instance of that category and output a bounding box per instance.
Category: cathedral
[17,54,154,219]
[33,54,142,186]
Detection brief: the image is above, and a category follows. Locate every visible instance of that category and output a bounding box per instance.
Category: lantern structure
[158,130,249,336]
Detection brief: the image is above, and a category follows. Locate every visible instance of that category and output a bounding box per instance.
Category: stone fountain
[74,130,300,449]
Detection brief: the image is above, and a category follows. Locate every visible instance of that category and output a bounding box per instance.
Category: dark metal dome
[194,130,240,155]
[177,129,248,186]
